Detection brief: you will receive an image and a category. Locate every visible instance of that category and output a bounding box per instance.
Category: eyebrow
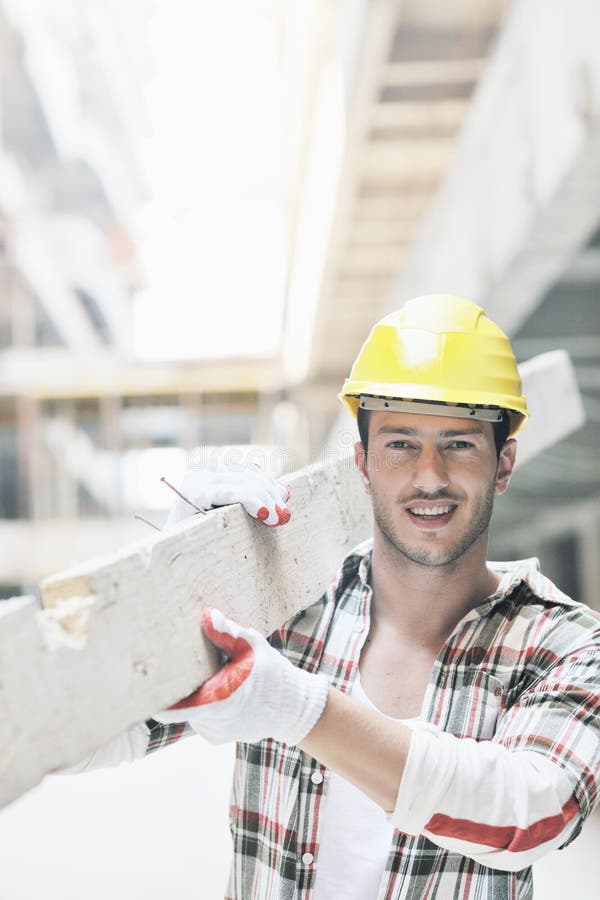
[375,426,486,438]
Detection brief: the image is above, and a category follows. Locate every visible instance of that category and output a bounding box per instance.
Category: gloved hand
[164,462,291,528]
[154,608,329,745]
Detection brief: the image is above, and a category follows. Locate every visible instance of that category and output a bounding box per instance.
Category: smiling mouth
[407,504,455,519]
[404,503,458,529]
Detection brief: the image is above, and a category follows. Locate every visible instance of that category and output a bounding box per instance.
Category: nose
[411,445,449,495]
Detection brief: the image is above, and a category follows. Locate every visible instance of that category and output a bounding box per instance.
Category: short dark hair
[357,406,511,459]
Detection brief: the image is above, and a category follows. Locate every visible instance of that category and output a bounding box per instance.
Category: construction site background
[0,1,598,897]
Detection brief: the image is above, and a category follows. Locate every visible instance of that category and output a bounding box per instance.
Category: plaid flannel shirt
[147,540,600,899]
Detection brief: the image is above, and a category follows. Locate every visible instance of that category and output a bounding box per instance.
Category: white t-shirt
[312,674,416,900]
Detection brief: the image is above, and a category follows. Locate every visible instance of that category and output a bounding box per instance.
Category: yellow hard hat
[339,294,529,436]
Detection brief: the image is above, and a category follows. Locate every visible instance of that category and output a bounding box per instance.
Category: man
[80,295,600,898]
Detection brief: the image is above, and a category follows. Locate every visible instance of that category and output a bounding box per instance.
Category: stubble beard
[370,482,497,568]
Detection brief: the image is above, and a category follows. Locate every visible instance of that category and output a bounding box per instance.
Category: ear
[354,441,371,494]
[495,438,517,495]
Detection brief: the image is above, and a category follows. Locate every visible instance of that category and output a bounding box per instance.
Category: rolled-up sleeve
[391,648,600,870]
[57,721,151,774]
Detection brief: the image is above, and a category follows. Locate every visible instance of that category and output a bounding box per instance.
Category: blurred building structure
[0,2,599,897]
[0,0,284,594]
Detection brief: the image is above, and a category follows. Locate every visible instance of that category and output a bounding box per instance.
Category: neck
[369,529,500,646]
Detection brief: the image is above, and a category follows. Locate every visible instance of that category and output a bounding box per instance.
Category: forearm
[56,721,150,774]
[397,726,580,868]
[299,686,580,870]
[298,685,411,812]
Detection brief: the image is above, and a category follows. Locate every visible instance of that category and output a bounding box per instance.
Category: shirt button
[354,621,365,633]
[310,771,324,785]
[302,852,314,865]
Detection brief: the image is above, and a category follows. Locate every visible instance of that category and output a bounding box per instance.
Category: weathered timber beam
[513,351,585,467]
[0,453,371,811]
[0,351,584,811]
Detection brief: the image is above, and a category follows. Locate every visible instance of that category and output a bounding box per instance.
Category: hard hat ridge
[339,294,529,437]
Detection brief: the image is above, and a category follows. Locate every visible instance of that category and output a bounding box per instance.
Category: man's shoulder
[491,557,586,611]
[490,556,600,652]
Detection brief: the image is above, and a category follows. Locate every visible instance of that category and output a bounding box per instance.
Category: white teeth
[410,505,452,516]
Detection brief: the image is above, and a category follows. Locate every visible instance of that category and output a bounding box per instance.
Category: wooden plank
[0,351,582,810]
[515,350,585,467]
[0,452,371,811]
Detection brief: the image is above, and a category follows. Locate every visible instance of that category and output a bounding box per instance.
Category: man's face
[354,411,516,568]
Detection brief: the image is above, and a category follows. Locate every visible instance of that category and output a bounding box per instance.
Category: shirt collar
[347,542,543,628]
[344,538,373,588]
[350,542,539,597]
[458,557,542,625]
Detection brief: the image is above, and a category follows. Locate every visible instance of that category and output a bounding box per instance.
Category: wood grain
[0,451,371,810]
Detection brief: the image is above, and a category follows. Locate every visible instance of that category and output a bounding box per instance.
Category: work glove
[164,462,291,528]
[154,608,329,745]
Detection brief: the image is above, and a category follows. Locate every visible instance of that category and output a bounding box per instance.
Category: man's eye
[448,441,473,449]
[387,441,411,449]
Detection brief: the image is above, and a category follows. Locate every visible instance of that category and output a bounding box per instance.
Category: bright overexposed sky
[132,0,288,360]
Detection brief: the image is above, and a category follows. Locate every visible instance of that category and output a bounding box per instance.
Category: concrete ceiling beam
[387,0,600,334]
[380,58,485,87]
[369,99,470,133]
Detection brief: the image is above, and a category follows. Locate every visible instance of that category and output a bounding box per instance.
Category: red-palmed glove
[165,462,291,528]
[154,608,329,745]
